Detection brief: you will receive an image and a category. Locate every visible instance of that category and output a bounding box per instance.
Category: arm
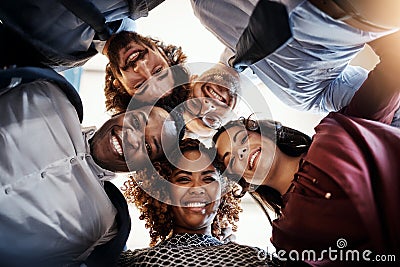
[341,31,400,124]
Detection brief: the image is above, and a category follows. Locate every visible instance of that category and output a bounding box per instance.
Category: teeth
[249,149,261,170]
[185,202,206,208]
[127,51,139,62]
[112,136,123,156]
[208,88,223,101]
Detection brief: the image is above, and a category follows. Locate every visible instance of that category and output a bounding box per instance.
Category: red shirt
[272,58,400,265]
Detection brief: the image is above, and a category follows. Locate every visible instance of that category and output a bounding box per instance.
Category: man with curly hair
[118,138,286,266]
[103,31,190,114]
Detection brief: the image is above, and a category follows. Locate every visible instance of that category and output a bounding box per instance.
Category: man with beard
[0,65,184,267]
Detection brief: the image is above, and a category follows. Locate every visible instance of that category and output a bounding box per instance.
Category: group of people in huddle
[1,0,400,266]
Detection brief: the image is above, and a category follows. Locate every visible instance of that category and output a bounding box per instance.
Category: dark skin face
[169,150,222,235]
[90,106,178,172]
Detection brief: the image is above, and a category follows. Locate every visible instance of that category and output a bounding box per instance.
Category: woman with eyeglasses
[212,32,400,266]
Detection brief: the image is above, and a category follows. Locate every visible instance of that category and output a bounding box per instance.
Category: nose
[133,60,152,79]
[200,98,216,115]
[125,128,143,150]
[237,146,247,160]
[188,185,206,195]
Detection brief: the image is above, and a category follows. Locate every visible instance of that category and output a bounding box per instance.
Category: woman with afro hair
[118,138,286,266]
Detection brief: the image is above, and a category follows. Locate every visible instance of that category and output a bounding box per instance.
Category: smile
[111,134,123,156]
[203,84,226,104]
[184,202,206,208]
[248,148,261,170]
[208,87,223,102]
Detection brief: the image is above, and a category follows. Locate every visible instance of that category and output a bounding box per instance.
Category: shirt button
[70,157,76,164]
[4,187,11,194]
[41,172,46,178]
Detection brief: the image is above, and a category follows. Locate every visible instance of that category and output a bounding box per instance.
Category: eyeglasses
[184,97,223,130]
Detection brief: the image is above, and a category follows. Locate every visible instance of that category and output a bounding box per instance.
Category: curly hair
[104,31,190,114]
[121,139,242,247]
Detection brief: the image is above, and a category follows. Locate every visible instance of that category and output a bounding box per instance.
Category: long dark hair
[212,117,311,215]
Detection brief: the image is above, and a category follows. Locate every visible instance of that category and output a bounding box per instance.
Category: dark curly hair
[121,138,242,247]
[212,117,312,216]
[104,31,190,114]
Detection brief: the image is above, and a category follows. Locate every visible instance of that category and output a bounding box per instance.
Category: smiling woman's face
[215,125,276,185]
[169,149,221,235]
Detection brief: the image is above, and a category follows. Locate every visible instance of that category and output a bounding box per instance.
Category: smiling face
[183,96,236,135]
[90,106,178,172]
[182,65,239,136]
[215,125,277,185]
[169,150,222,235]
[191,81,236,109]
[107,32,175,103]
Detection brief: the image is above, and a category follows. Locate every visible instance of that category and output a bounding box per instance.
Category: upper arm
[341,58,400,124]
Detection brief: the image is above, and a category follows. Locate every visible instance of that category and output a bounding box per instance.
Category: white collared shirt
[0,80,117,266]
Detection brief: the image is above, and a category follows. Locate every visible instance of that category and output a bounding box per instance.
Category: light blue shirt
[0,80,117,266]
[192,0,397,112]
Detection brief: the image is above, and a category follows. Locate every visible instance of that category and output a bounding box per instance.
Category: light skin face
[183,67,238,137]
[169,150,222,235]
[191,81,236,109]
[183,96,236,137]
[90,106,177,172]
[215,126,277,186]
[113,41,175,103]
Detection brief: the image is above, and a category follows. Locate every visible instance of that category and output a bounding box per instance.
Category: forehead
[220,125,247,142]
[123,108,149,122]
[174,150,216,173]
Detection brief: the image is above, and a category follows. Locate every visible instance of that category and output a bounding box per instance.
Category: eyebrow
[233,129,245,143]
[220,130,244,169]
[138,111,148,125]
[157,69,170,81]
[173,170,191,176]
[135,68,171,96]
[221,151,230,168]
[135,84,148,96]
[201,169,217,175]
[173,169,217,176]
